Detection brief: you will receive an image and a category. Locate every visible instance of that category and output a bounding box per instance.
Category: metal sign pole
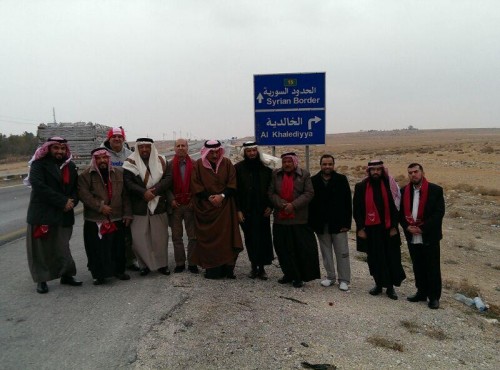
[305,145,310,172]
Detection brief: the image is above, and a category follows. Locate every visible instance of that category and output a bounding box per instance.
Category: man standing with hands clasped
[309,154,352,291]
[400,163,445,309]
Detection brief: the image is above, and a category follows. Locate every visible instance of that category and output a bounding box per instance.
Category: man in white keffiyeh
[123,138,172,276]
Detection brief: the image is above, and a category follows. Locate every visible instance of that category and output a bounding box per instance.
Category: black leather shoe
[115,273,130,280]
[188,265,199,274]
[174,265,185,273]
[278,276,292,284]
[249,270,258,279]
[428,299,440,309]
[386,288,398,300]
[292,280,304,288]
[36,282,48,294]
[158,267,171,275]
[93,278,106,285]
[258,270,268,281]
[139,267,150,276]
[369,286,382,295]
[407,292,427,302]
[60,276,83,286]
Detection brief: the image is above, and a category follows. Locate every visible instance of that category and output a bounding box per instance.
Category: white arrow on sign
[307,116,321,130]
[256,93,264,103]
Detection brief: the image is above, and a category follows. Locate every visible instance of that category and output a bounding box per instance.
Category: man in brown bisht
[123,138,171,276]
[268,152,320,288]
[25,137,82,294]
[78,147,133,285]
[166,138,198,274]
[353,159,406,300]
[191,140,243,279]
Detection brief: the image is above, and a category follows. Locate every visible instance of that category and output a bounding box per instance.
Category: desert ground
[3,128,499,368]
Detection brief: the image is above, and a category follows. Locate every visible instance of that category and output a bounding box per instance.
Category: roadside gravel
[134,231,499,369]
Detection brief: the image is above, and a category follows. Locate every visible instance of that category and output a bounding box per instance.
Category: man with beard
[308,154,352,291]
[102,127,138,272]
[78,148,133,285]
[400,163,445,309]
[235,141,274,280]
[123,138,171,276]
[25,137,82,294]
[191,140,243,279]
[166,138,198,274]
[269,152,320,288]
[353,159,405,299]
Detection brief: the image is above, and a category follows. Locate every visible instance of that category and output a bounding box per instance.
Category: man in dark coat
[78,148,133,285]
[308,154,352,291]
[353,159,405,299]
[235,141,274,280]
[400,163,445,309]
[269,152,320,288]
[25,137,82,294]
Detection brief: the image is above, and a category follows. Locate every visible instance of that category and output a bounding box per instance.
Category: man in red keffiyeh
[268,152,320,288]
[78,147,133,285]
[25,137,82,294]
[400,163,445,309]
[353,159,406,300]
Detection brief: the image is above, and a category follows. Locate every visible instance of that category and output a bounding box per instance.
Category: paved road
[0,215,185,369]
[0,184,31,238]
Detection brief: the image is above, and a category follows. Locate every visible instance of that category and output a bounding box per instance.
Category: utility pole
[52,107,57,126]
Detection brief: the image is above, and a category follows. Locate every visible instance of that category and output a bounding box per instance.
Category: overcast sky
[1,0,499,141]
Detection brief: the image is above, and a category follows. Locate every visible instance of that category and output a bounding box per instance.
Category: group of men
[25,131,445,310]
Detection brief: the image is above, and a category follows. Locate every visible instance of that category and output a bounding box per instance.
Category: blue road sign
[254,72,325,146]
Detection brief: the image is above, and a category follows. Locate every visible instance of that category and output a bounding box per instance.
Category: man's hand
[407,225,422,235]
[144,189,156,202]
[101,205,113,216]
[63,198,75,212]
[340,227,349,233]
[171,200,179,209]
[209,194,224,208]
[123,218,132,227]
[389,227,398,237]
[238,211,245,223]
[283,203,294,214]
[357,229,367,239]
[263,207,272,217]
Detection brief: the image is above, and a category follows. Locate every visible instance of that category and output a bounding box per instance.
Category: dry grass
[366,336,404,352]
[443,278,480,297]
[355,253,367,262]
[400,320,449,340]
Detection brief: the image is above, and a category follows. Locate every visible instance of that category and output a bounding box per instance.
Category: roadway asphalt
[0,214,185,369]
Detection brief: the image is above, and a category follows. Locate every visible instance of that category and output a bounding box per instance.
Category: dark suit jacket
[26,157,79,226]
[308,171,352,234]
[399,182,445,245]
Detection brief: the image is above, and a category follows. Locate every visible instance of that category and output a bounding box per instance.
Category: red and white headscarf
[23,137,72,187]
[280,152,299,169]
[200,140,225,173]
[365,159,401,210]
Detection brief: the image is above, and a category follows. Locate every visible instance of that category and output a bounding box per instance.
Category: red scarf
[403,177,429,226]
[278,172,295,220]
[62,166,70,185]
[172,155,193,204]
[365,180,391,229]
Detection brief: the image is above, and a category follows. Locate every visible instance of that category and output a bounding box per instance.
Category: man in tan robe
[191,140,243,279]
[123,138,171,276]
